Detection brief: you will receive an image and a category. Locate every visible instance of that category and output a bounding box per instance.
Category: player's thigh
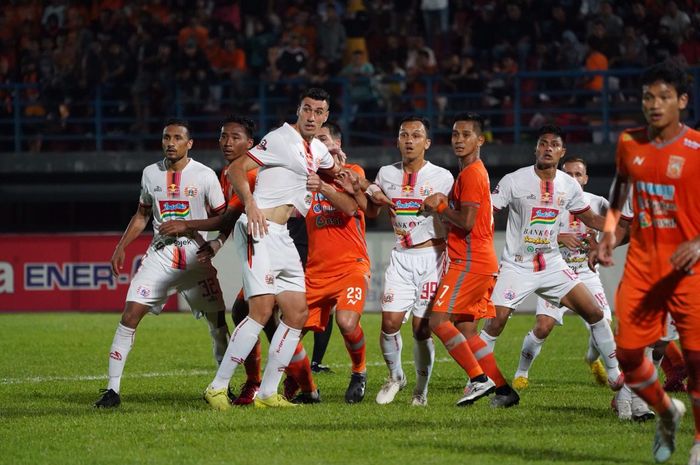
[535,296,565,326]
[669,282,700,351]
[615,280,666,350]
[304,276,336,332]
[538,268,582,310]
[381,252,419,315]
[335,272,370,314]
[579,272,612,320]
[125,250,177,313]
[433,268,495,319]
[491,263,541,310]
[178,263,225,316]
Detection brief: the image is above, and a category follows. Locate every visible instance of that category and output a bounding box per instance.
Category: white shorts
[535,270,611,325]
[661,314,679,342]
[234,214,305,299]
[381,245,446,319]
[492,262,580,310]
[126,237,225,317]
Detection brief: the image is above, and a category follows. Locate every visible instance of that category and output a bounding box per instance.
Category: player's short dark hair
[640,61,688,96]
[222,115,256,140]
[164,118,192,139]
[399,115,431,136]
[562,157,587,169]
[322,121,342,140]
[538,125,565,143]
[453,112,484,135]
[299,88,331,107]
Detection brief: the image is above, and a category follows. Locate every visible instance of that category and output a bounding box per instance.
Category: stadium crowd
[2,0,700,150]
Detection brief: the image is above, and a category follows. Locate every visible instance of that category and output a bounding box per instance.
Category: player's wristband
[365,184,381,197]
[436,201,448,213]
[603,210,621,234]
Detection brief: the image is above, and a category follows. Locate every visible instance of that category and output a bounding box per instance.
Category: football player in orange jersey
[421,113,519,408]
[597,61,700,464]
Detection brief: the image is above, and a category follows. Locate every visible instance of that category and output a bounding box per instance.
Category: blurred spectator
[209,36,248,110]
[420,0,449,40]
[42,0,66,29]
[178,17,209,51]
[407,48,437,111]
[660,1,691,45]
[647,25,681,63]
[587,19,619,61]
[177,39,211,114]
[317,5,346,74]
[276,33,309,80]
[499,2,536,65]
[130,26,158,133]
[588,1,623,40]
[581,38,608,102]
[626,2,657,37]
[344,0,370,64]
[680,25,700,66]
[246,18,279,78]
[615,25,647,69]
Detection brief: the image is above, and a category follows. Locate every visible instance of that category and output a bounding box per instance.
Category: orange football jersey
[219,164,258,211]
[305,164,370,278]
[447,159,498,275]
[616,125,700,283]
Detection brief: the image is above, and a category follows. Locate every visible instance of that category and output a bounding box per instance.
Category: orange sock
[665,341,685,368]
[285,342,316,392]
[434,321,483,379]
[683,349,700,441]
[620,350,671,415]
[343,324,366,373]
[467,335,507,388]
[243,339,262,384]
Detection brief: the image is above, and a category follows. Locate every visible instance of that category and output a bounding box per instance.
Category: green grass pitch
[0,312,694,465]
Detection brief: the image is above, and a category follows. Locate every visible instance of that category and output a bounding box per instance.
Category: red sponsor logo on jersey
[529,207,559,226]
[110,351,122,361]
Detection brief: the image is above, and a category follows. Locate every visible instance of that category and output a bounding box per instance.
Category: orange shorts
[432,266,496,319]
[615,272,700,350]
[304,271,370,332]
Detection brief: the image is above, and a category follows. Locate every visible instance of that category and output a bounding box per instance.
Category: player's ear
[246,139,254,149]
[424,138,431,150]
[679,92,689,111]
[187,139,193,150]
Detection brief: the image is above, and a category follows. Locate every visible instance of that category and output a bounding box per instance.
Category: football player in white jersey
[481,125,624,391]
[511,158,636,390]
[365,116,454,406]
[95,119,229,408]
[203,88,341,409]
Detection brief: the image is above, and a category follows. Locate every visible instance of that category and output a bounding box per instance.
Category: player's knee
[335,313,356,334]
[616,347,646,373]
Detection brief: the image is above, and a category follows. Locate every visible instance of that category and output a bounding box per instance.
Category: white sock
[258,322,302,399]
[585,332,600,365]
[107,323,136,393]
[413,337,434,397]
[589,318,621,383]
[479,329,498,352]
[515,331,544,378]
[210,317,263,390]
[380,330,404,381]
[209,325,229,366]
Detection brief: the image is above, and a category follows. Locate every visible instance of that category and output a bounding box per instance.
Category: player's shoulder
[505,165,532,182]
[142,159,165,177]
[345,163,365,177]
[556,169,582,189]
[424,161,453,180]
[584,191,608,210]
[378,161,403,175]
[309,137,329,155]
[618,126,647,145]
[187,158,217,177]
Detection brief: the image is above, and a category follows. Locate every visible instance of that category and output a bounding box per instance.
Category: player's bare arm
[335,168,369,212]
[307,172,358,216]
[111,204,151,277]
[574,209,605,232]
[558,233,582,250]
[596,173,633,267]
[670,236,700,273]
[229,154,268,237]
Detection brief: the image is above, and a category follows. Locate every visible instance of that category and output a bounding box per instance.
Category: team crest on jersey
[418,183,434,196]
[265,273,274,285]
[313,203,322,213]
[492,185,500,194]
[304,193,313,207]
[257,139,267,151]
[639,211,651,228]
[504,289,516,300]
[159,200,190,220]
[557,193,567,207]
[666,155,685,179]
[529,207,558,226]
[167,183,179,195]
[184,186,198,197]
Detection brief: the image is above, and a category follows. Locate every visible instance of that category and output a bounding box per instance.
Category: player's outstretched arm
[308,172,358,216]
[335,168,369,213]
[229,155,268,237]
[159,207,238,236]
[111,204,151,277]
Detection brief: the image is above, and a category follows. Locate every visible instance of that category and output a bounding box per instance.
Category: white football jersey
[375,161,454,250]
[247,123,334,216]
[139,158,226,240]
[558,191,608,272]
[492,166,589,272]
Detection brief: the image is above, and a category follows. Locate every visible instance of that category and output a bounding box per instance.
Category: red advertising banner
[0,234,176,312]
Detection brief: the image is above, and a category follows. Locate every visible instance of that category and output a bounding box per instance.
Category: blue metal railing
[1,67,698,153]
